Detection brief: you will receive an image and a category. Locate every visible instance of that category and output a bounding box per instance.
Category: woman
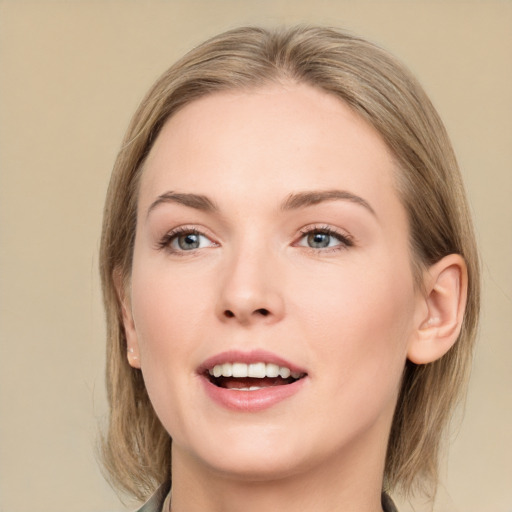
[99,26,479,512]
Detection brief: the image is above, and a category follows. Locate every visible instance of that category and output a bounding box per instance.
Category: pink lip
[198,350,308,412]
[200,376,306,412]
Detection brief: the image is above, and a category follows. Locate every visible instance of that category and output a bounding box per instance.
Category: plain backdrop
[0,1,511,511]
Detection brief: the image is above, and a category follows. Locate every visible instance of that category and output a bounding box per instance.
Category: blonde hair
[99,25,480,502]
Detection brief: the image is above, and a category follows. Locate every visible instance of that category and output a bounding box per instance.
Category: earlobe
[407,254,468,365]
[113,268,141,369]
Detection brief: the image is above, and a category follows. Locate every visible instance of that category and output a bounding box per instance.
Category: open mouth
[205,362,306,391]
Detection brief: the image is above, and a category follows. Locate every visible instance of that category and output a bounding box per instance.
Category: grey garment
[382,492,399,512]
[137,481,171,512]
[136,481,399,512]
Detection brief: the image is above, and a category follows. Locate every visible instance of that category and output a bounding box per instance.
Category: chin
[202,452,309,483]
[173,428,304,481]
[175,424,314,482]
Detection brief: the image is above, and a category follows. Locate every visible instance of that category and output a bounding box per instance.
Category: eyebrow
[281,189,376,216]
[146,191,219,218]
[146,188,375,218]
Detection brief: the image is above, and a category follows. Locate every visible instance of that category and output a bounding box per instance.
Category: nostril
[223,308,270,319]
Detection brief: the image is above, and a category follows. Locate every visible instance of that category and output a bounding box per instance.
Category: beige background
[0,1,511,511]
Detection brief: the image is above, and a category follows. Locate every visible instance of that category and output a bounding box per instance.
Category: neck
[170,433,387,512]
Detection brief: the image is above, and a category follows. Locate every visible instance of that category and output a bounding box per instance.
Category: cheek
[128,256,213,414]
[294,254,416,395]
[128,261,212,436]
[130,259,209,352]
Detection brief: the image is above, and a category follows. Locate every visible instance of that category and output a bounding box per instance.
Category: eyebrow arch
[281,189,376,216]
[146,191,219,218]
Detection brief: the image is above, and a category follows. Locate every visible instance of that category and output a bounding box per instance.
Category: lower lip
[201,376,306,412]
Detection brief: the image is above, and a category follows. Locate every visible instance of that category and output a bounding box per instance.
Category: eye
[158,227,217,253]
[296,226,353,250]
[174,232,207,250]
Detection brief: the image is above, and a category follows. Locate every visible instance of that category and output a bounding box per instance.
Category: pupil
[308,232,330,248]
[178,233,200,250]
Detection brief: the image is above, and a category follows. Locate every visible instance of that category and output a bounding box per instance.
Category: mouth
[205,362,306,391]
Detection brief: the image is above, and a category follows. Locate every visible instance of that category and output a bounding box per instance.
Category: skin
[120,83,465,512]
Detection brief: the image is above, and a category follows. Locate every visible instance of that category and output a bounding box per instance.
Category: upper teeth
[208,362,302,380]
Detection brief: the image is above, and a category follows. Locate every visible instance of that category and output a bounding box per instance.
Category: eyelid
[155,223,354,254]
[294,224,355,250]
[156,225,219,253]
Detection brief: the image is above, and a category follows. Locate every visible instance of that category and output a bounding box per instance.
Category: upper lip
[198,349,307,375]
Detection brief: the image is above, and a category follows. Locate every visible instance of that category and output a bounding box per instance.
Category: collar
[136,481,171,512]
[136,482,399,512]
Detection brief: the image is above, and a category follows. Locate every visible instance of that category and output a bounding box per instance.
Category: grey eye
[296,228,352,250]
[307,232,332,248]
[168,231,214,251]
[177,233,201,250]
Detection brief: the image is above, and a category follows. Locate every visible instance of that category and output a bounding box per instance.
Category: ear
[407,254,468,364]
[113,268,141,369]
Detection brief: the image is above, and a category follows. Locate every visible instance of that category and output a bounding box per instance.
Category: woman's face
[124,83,425,481]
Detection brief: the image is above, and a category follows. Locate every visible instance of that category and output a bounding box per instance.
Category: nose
[216,249,285,325]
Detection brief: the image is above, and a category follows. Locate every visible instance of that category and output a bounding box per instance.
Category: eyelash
[296,225,355,252]
[157,226,216,255]
[157,224,355,254]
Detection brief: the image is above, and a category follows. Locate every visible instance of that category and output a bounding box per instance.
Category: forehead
[140,83,403,224]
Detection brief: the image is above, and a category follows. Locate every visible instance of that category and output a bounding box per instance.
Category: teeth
[266,363,280,377]
[279,367,291,379]
[232,362,248,378]
[208,362,302,379]
[221,363,232,377]
[248,362,266,378]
